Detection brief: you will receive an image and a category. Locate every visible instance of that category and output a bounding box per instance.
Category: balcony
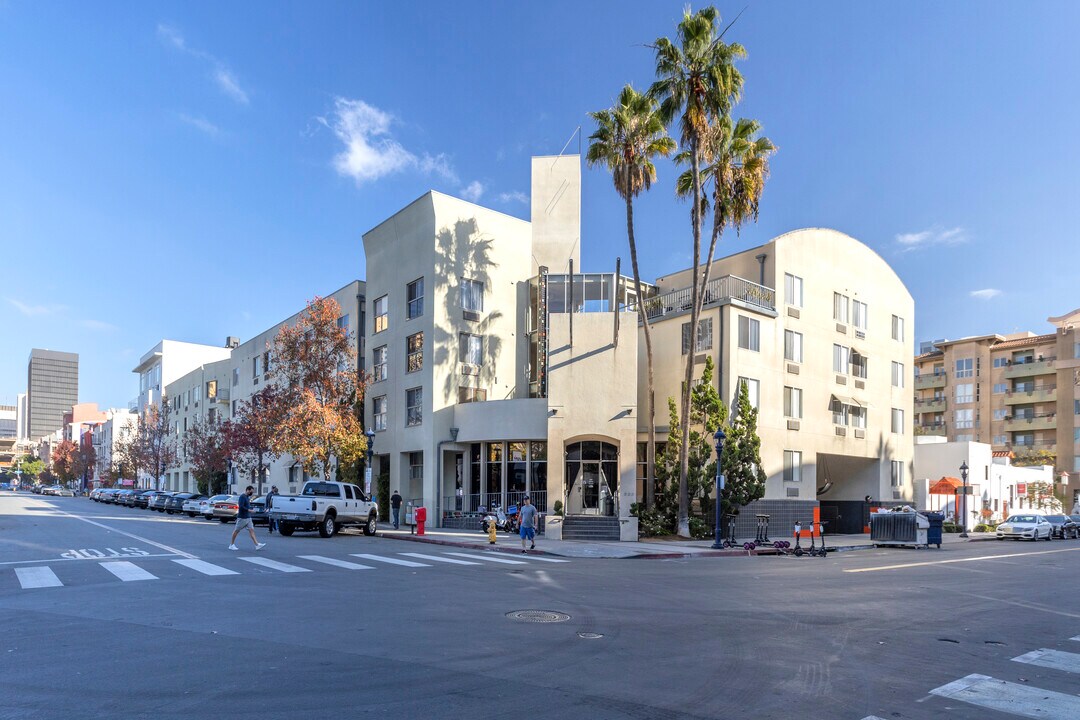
[1003,413,1057,432]
[628,274,776,321]
[1003,385,1057,405]
[1002,357,1056,379]
[915,397,947,413]
[1011,440,1057,453]
[914,372,947,390]
[917,422,947,436]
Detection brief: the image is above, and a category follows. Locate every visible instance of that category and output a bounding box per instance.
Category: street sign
[1017,482,1027,495]
[364,467,372,496]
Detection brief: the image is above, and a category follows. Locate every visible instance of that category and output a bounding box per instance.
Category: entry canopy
[928,476,962,495]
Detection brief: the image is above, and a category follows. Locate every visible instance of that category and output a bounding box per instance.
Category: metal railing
[626,275,775,320]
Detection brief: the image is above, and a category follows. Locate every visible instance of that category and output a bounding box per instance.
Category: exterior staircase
[561,515,620,541]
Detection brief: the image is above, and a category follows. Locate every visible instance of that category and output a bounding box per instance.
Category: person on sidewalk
[518,495,537,554]
[390,490,403,530]
[229,485,265,551]
[265,485,278,534]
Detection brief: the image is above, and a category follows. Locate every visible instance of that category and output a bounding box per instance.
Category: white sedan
[996,514,1052,541]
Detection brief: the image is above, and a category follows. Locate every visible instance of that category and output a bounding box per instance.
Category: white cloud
[497,191,529,204]
[179,113,220,136]
[323,97,462,187]
[895,225,969,251]
[461,181,485,203]
[970,288,1002,300]
[8,299,63,316]
[157,23,250,105]
[82,319,119,332]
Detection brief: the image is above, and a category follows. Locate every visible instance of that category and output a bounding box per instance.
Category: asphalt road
[2,491,1079,720]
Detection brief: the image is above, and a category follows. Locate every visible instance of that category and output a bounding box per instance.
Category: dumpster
[923,511,944,548]
[870,510,930,548]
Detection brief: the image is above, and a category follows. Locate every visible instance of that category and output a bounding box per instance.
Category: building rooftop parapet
[626,274,776,321]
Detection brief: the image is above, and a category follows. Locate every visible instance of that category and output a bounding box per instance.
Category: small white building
[132,340,234,413]
[90,409,139,486]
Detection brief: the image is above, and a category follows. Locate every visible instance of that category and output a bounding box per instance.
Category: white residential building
[132,340,234,413]
[90,409,139,487]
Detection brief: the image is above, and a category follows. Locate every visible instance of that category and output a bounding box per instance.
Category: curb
[375,531,567,558]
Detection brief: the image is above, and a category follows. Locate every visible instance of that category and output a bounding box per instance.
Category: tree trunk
[625,195,657,508]
[678,134,704,538]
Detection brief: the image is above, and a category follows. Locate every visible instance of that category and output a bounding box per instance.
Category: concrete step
[562,515,620,541]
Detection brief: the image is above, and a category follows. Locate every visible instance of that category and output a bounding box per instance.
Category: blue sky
[2,1,1078,410]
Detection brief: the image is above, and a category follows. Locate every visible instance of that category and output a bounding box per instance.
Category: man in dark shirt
[229,485,266,551]
[390,490,403,530]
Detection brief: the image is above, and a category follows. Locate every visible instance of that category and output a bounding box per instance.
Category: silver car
[996,514,1052,541]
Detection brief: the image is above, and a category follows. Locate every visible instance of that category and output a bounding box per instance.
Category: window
[459,333,483,365]
[461,279,484,313]
[891,460,905,487]
[232,368,239,387]
[955,358,973,378]
[373,396,387,431]
[993,435,1008,445]
[406,332,423,373]
[1074,400,1079,415]
[956,383,974,404]
[406,278,424,319]
[852,300,868,330]
[891,408,904,434]
[264,350,272,373]
[1074,427,1080,442]
[891,361,904,388]
[458,387,487,403]
[1075,342,1080,359]
[992,357,1009,368]
[409,452,424,483]
[681,318,713,354]
[783,450,802,483]
[993,383,1007,394]
[992,409,1008,420]
[336,314,350,333]
[783,330,803,363]
[891,315,904,342]
[785,273,803,307]
[738,316,759,351]
[737,377,760,410]
[831,398,849,426]
[206,380,217,400]
[373,345,387,382]
[406,387,423,426]
[833,344,850,374]
[783,387,802,418]
[850,405,867,429]
[252,356,262,379]
[374,295,388,333]
[833,292,849,323]
[955,408,974,429]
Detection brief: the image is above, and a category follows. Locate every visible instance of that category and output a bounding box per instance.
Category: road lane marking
[400,552,478,565]
[443,552,528,565]
[1012,648,1080,674]
[512,555,570,563]
[929,673,1080,717]
[297,555,374,570]
[100,561,157,582]
[932,588,1080,620]
[237,557,311,573]
[1,553,177,567]
[28,500,196,559]
[173,559,238,576]
[15,566,63,589]
[1072,636,1080,642]
[843,546,1080,573]
[350,554,430,567]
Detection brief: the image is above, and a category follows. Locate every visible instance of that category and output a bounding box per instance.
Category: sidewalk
[373,524,999,559]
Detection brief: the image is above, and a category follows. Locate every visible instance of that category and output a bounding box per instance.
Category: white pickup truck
[270,481,379,538]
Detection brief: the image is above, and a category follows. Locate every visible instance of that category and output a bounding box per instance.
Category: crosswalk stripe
[1012,648,1080,674]
[237,557,311,573]
[443,552,528,565]
[512,554,570,563]
[15,566,63,589]
[100,561,157,582]
[400,552,478,565]
[929,673,1080,718]
[1071,635,1080,642]
[297,555,374,570]
[173,559,238,576]
[350,554,430,567]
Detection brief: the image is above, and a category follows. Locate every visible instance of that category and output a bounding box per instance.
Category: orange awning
[928,476,962,495]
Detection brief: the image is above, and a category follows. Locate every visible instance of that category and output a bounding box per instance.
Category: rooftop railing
[626,274,775,320]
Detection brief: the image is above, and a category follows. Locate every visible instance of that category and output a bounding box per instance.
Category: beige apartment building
[913,308,1080,477]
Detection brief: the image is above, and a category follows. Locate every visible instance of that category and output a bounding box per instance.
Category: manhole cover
[577,632,604,639]
[506,610,571,623]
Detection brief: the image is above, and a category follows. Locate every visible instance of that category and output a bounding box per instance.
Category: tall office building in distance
[27,349,79,442]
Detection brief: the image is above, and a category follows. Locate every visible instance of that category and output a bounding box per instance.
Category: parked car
[133,490,156,508]
[149,492,176,512]
[203,494,231,520]
[165,492,196,514]
[115,489,135,506]
[269,480,378,538]
[55,487,75,497]
[212,495,241,523]
[996,514,1053,541]
[1070,516,1080,539]
[250,497,270,526]
[1043,514,1077,539]
[181,494,211,517]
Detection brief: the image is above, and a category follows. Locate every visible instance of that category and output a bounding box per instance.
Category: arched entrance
[565,441,619,516]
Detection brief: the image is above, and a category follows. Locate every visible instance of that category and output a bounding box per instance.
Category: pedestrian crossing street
[6,550,570,591]
[862,634,1080,719]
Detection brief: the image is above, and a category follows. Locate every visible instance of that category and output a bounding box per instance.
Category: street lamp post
[364,429,375,497]
[959,461,969,538]
[711,428,726,550]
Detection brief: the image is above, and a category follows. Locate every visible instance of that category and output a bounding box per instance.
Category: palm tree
[587,85,676,510]
[650,5,745,537]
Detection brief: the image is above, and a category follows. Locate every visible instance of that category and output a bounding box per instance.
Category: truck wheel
[278,523,294,537]
[319,515,336,538]
[363,514,377,536]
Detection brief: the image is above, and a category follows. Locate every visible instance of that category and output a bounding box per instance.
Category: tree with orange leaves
[270,296,367,481]
[52,440,79,484]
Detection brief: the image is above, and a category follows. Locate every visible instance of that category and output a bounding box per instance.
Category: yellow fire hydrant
[488,518,498,544]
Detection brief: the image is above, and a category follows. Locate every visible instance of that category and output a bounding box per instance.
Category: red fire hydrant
[416,506,427,536]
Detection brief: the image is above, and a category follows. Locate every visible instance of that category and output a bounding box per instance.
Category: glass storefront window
[486,442,503,503]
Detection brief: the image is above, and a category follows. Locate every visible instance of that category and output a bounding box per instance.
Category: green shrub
[973,523,998,533]
[942,522,961,533]
[688,516,710,539]
[553,500,564,517]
